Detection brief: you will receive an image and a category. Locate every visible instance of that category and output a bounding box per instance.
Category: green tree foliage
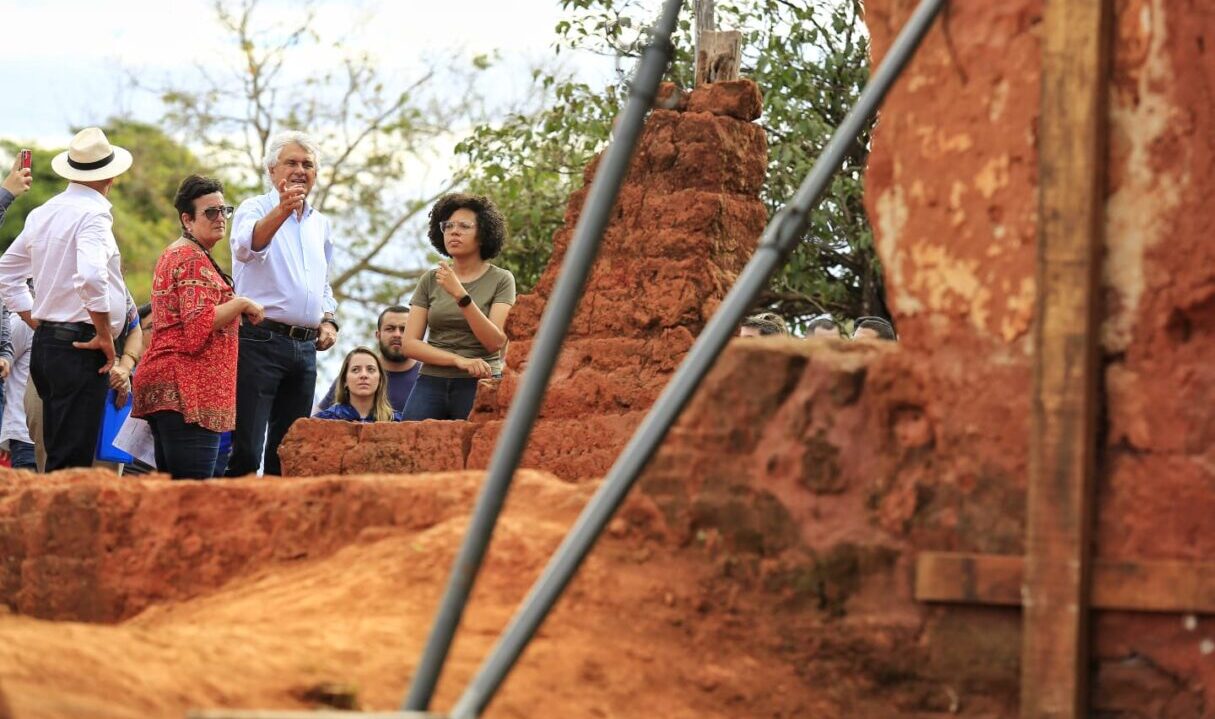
[1,120,213,303]
[459,0,886,330]
[146,0,487,310]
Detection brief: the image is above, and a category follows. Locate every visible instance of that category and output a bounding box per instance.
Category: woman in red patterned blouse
[133,176,265,479]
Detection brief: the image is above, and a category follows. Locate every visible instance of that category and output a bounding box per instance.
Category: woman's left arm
[460,300,509,354]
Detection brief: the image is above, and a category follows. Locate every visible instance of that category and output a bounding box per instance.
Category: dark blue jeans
[8,440,35,470]
[30,323,110,471]
[146,411,222,480]
[401,374,479,421]
[226,324,317,476]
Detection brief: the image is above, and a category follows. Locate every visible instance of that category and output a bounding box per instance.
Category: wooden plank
[695,30,742,86]
[1025,0,1111,715]
[916,552,1024,607]
[917,552,1215,613]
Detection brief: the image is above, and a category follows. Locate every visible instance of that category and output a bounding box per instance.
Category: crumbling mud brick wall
[635,0,1215,715]
[280,80,769,481]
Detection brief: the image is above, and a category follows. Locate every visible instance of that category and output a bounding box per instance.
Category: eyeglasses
[441,220,476,233]
[201,205,235,221]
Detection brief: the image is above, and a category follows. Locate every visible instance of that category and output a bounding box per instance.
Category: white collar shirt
[0,183,127,336]
[229,189,338,328]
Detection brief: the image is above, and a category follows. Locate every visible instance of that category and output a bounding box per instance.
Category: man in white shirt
[0,127,133,471]
[226,131,339,476]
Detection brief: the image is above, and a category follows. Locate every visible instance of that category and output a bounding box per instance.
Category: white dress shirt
[0,183,127,336]
[1,314,33,447]
[230,189,337,328]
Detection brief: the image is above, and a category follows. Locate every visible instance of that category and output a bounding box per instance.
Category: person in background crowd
[108,292,144,409]
[317,305,420,414]
[0,151,32,228]
[91,291,144,474]
[402,193,516,422]
[117,303,154,476]
[133,175,264,479]
[738,312,789,337]
[806,314,840,338]
[0,127,133,471]
[314,346,400,422]
[1,303,35,469]
[227,131,339,477]
[0,153,32,394]
[851,316,898,341]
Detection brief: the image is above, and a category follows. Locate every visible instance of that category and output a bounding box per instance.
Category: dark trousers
[30,324,110,471]
[401,374,479,421]
[226,323,317,477]
[8,440,36,470]
[146,411,222,480]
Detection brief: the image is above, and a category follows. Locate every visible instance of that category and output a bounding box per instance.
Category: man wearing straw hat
[0,127,133,471]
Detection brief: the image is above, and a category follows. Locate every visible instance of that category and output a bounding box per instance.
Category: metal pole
[401,0,684,710]
[449,0,946,716]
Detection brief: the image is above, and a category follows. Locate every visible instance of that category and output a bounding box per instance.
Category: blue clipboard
[96,386,135,464]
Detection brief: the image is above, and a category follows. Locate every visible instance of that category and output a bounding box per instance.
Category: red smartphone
[18,149,31,172]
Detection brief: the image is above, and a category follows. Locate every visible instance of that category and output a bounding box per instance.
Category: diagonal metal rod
[401,0,684,710]
[448,0,947,716]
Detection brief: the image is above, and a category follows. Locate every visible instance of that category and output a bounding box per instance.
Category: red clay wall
[629,0,1215,715]
[280,80,769,481]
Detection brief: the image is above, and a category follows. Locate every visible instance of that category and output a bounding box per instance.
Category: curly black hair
[173,175,225,230]
[426,193,508,260]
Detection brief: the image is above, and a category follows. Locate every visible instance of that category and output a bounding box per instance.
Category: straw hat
[51,127,133,182]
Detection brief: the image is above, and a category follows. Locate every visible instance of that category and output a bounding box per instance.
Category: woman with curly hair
[402,193,516,421]
[313,346,399,422]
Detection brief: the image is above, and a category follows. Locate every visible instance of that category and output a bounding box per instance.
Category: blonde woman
[313,346,400,422]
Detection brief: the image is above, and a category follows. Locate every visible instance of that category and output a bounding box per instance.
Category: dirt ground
[0,470,864,719]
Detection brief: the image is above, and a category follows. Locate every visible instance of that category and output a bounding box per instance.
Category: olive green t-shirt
[410,263,517,378]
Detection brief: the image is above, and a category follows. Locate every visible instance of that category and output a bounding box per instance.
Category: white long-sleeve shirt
[0,183,127,336]
[229,190,337,328]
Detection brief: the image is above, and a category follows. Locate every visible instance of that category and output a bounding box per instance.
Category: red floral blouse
[132,242,238,432]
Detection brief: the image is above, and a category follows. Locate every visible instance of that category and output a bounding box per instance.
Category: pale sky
[3,0,637,148]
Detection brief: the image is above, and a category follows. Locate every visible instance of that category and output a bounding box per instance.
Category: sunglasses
[200,205,235,221]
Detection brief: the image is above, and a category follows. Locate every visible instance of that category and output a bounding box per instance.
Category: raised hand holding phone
[2,151,33,199]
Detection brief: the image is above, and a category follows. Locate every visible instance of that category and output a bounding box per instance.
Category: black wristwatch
[457,294,473,308]
[321,314,340,332]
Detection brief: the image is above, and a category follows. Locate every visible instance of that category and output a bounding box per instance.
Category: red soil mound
[0,470,838,718]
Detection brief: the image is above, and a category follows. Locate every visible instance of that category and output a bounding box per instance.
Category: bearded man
[316,305,420,414]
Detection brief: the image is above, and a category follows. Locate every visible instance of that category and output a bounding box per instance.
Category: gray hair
[262,131,321,188]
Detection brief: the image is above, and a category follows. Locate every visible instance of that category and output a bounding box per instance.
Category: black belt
[39,320,93,332]
[36,320,125,354]
[37,320,96,341]
[250,317,318,341]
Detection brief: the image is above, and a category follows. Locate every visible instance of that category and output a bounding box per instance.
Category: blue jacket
[313,402,404,422]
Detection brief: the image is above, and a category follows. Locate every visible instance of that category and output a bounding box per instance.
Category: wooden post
[1022,0,1110,717]
[693,0,741,86]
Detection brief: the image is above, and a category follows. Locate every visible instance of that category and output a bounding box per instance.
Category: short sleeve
[410,270,435,310]
[493,268,517,306]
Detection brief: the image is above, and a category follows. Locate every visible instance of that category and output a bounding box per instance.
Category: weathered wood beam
[917,552,1215,613]
[695,30,742,85]
[1025,0,1111,716]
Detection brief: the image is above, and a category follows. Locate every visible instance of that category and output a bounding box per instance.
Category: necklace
[182,231,234,289]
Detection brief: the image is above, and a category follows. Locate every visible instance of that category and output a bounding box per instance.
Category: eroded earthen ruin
[279,79,769,482]
[1,1,1213,717]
